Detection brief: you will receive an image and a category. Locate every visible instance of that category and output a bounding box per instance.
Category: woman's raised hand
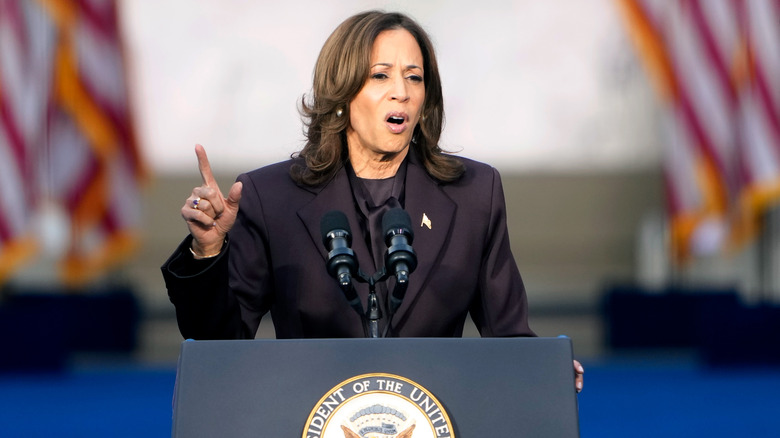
[181,145,243,257]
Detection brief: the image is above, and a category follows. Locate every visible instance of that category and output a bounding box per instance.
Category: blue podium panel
[172,337,579,437]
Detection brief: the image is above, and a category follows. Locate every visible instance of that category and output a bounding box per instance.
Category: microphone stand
[336,277,370,338]
[342,262,412,338]
[365,268,411,338]
[330,260,413,339]
[366,276,382,338]
[355,269,389,339]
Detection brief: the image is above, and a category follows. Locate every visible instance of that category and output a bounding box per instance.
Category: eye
[407,74,423,83]
[371,72,389,80]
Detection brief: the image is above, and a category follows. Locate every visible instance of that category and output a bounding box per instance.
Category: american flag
[0,0,144,286]
[616,0,780,262]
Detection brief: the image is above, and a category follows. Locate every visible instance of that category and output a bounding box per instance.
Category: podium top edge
[180,336,572,345]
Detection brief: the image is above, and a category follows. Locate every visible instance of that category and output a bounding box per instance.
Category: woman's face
[346,28,425,164]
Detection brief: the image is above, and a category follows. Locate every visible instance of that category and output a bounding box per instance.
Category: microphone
[382,208,418,312]
[320,211,359,304]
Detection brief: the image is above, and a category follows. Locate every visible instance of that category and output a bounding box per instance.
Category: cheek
[348,111,372,139]
[348,98,376,128]
[413,92,425,119]
[347,105,365,132]
[412,109,424,127]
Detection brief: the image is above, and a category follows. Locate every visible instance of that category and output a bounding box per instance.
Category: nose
[390,77,410,102]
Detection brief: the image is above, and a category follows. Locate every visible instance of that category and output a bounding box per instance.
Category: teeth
[388,116,404,124]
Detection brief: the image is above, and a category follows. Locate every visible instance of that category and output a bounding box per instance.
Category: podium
[172,337,580,437]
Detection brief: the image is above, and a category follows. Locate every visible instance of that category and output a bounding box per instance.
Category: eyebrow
[371,62,424,71]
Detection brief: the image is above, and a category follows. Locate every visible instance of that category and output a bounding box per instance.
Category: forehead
[370,28,423,63]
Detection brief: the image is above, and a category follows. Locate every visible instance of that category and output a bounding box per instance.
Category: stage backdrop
[120,0,661,175]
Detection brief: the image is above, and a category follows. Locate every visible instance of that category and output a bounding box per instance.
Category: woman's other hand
[574,360,584,393]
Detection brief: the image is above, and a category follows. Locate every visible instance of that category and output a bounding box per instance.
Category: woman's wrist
[189,246,220,259]
[190,239,225,259]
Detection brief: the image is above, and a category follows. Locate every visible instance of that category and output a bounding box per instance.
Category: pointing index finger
[195,144,218,187]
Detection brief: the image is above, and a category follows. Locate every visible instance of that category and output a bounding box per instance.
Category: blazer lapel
[296,166,374,279]
[397,155,457,321]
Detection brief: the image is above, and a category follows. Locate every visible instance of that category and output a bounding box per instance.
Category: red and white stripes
[617,0,780,261]
[0,0,144,286]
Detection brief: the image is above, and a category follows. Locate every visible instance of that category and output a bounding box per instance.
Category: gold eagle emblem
[341,423,415,438]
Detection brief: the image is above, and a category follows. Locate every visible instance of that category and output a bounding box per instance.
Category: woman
[161,10,583,390]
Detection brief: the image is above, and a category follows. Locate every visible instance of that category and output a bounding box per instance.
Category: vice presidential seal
[302,373,454,438]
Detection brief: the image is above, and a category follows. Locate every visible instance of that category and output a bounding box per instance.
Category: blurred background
[1,0,779,436]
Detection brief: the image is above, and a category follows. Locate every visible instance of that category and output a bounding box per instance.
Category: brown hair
[292,10,464,186]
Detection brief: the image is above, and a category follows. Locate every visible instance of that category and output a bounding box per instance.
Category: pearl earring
[336,108,344,118]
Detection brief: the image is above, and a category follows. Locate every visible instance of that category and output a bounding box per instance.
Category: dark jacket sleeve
[161,235,246,339]
[469,167,536,337]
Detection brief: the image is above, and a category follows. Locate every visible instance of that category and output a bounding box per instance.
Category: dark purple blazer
[161,152,534,340]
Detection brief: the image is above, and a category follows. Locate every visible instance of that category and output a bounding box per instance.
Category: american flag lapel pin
[421,213,432,229]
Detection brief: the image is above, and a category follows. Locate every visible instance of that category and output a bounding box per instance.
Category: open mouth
[385,112,408,134]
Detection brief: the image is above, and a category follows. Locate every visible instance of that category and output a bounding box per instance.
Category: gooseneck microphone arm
[320,210,368,337]
[382,208,418,336]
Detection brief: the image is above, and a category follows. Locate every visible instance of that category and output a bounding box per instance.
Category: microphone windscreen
[320,210,351,243]
[382,208,414,240]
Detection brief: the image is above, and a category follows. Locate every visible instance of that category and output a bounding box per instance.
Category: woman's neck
[348,147,408,179]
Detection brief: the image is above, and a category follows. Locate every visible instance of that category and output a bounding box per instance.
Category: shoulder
[458,156,498,175]
[234,158,317,203]
[239,159,298,184]
[444,155,501,189]
[437,156,507,217]
[236,158,314,191]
